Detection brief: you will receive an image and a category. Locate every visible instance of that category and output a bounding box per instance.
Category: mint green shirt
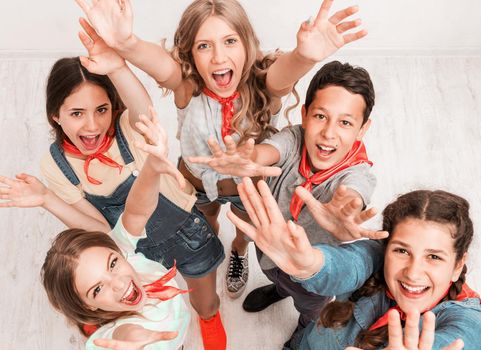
[86,216,191,350]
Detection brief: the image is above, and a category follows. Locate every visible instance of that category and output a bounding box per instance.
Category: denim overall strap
[49,143,81,186]
[114,116,135,165]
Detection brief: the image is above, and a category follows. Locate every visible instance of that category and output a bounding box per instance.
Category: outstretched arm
[0,174,110,232]
[122,108,185,236]
[346,310,464,350]
[227,177,324,279]
[188,135,281,177]
[266,0,367,97]
[75,0,184,92]
[77,18,152,134]
[295,185,388,241]
[93,324,178,350]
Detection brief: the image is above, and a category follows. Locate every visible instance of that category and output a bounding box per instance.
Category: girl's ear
[451,253,467,282]
[52,115,60,125]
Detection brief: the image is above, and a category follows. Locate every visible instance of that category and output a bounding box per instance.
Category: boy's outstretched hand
[78,17,126,75]
[227,177,323,279]
[295,0,367,64]
[346,310,464,350]
[134,107,186,190]
[188,135,281,178]
[0,173,48,208]
[295,185,388,241]
[94,328,178,350]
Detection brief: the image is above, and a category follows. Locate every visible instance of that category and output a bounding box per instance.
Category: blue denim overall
[49,119,224,277]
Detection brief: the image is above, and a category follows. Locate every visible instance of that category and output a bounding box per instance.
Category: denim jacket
[293,240,481,350]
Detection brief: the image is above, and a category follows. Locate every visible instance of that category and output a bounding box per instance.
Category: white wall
[1,0,480,55]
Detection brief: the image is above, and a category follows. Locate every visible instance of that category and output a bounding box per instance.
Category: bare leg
[230,205,249,255]
[184,271,219,319]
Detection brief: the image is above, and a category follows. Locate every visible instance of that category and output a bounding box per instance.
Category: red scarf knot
[143,260,192,301]
[289,140,372,221]
[368,283,479,331]
[62,134,123,185]
[203,87,240,139]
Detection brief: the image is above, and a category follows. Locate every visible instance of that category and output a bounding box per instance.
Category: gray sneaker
[226,250,249,299]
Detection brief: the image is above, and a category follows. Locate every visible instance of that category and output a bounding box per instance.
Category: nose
[212,44,227,64]
[320,120,336,140]
[111,275,128,293]
[83,113,98,132]
[403,258,424,281]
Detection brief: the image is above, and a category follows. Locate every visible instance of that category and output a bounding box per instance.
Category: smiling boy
[190,60,377,346]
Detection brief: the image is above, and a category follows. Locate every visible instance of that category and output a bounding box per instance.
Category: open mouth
[79,135,101,151]
[120,281,143,305]
[316,144,336,157]
[399,281,430,296]
[212,68,233,88]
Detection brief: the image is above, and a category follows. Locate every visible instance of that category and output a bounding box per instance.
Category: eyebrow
[194,33,239,45]
[68,103,110,112]
[85,252,113,298]
[389,240,448,256]
[312,106,356,119]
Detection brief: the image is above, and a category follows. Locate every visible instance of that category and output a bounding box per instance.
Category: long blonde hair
[172,0,297,143]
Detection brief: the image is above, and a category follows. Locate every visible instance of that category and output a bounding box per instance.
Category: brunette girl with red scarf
[228,177,480,350]
[74,0,368,315]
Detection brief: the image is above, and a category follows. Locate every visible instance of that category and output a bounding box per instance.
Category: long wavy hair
[319,190,474,350]
[45,57,126,144]
[41,229,138,336]
[171,0,298,143]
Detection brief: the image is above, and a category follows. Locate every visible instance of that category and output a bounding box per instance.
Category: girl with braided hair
[228,177,480,350]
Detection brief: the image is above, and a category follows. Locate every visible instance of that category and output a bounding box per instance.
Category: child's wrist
[292,48,318,66]
[293,248,323,279]
[116,34,139,52]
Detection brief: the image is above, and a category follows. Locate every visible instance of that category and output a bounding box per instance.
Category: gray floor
[1,55,480,349]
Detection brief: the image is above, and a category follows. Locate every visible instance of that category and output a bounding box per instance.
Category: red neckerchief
[368,283,480,331]
[203,87,240,139]
[82,262,191,336]
[289,140,372,221]
[62,134,123,185]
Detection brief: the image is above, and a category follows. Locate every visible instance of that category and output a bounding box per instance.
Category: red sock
[199,311,227,350]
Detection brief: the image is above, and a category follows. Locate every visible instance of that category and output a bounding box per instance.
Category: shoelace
[227,251,244,279]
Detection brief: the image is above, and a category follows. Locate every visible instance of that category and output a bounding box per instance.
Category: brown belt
[178,158,240,196]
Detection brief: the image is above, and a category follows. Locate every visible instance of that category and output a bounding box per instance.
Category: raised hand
[346,310,464,350]
[78,17,126,75]
[295,0,367,63]
[188,135,281,177]
[227,177,323,279]
[134,107,186,190]
[295,185,388,241]
[94,328,178,350]
[75,0,134,50]
[0,173,48,208]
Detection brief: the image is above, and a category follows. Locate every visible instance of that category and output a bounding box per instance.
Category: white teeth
[213,69,230,75]
[401,282,427,293]
[318,145,335,151]
[82,135,98,139]
[121,281,133,301]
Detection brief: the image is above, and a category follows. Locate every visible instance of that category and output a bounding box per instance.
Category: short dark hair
[45,57,125,143]
[304,61,375,124]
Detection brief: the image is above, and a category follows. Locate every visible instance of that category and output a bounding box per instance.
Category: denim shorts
[195,190,246,212]
[136,196,225,278]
